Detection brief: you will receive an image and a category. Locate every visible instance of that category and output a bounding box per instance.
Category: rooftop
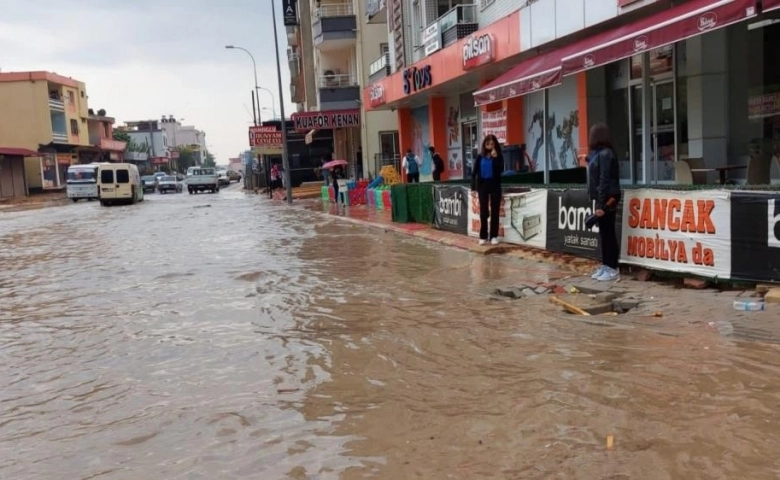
[0,71,81,88]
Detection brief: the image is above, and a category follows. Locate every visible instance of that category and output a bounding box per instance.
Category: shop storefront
[293,109,361,177]
[363,10,524,182]
[475,0,779,186]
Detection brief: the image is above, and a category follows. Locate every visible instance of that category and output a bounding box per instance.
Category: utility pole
[271,0,292,204]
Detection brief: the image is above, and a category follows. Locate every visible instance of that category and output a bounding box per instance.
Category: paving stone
[635,269,653,282]
[583,303,615,315]
[765,288,780,304]
[613,299,640,312]
[535,286,549,295]
[683,277,709,290]
[595,292,620,303]
[495,287,524,299]
[522,288,537,297]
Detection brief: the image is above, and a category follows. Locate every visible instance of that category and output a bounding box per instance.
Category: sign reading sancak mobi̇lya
[292,109,361,131]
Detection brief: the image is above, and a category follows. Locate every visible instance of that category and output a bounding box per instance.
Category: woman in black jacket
[587,122,621,281]
[471,134,504,245]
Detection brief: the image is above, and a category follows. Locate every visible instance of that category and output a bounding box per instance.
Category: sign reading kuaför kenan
[292,109,361,131]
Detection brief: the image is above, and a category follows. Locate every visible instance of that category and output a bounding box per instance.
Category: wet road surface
[2,185,780,479]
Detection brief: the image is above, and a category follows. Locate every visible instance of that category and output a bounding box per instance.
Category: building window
[68,91,75,105]
[70,119,79,135]
[480,0,495,9]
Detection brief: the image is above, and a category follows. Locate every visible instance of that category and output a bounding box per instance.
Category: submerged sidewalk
[0,192,68,212]
[312,201,779,345]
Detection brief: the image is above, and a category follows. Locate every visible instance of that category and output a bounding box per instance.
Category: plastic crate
[382,189,392,209]
[375,188,384,210]
[407,184,434,224]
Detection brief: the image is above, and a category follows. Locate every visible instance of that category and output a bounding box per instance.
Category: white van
[97,163,144,206]
[66,164,99,202]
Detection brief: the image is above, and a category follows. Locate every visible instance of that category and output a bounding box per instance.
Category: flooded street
[3,187,780,479]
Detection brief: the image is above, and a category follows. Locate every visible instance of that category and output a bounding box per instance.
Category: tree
[113,130,131,143]
[175,146,196,172]
[202,151,216,168]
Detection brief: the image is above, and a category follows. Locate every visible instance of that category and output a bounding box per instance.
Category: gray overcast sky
[0,0,293,163]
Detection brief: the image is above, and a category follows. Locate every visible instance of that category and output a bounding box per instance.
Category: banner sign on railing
[729,191,779,282]
[546,189,623,261]
[434,185,469,234]
[620,189,730,278]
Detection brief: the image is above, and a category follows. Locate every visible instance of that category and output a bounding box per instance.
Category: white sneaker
[490,238,500,245]
[596,267,620,282]
[479,239,487,246]
[591,265,607,279]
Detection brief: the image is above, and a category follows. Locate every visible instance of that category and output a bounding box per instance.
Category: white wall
[520,0,660,50]
[127,130,167,158]
[478,0,523,28]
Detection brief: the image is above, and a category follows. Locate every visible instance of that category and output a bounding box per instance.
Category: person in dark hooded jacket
[587,122,621,281]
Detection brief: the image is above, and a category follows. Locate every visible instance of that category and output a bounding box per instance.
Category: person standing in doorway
[430,146,445,182]
[402,149,419,183]
[471,134,504,246]
[355,147,363,180]
[587,122,622,281]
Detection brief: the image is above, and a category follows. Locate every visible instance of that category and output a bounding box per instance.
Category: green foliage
[175,146,196,172]
[113,130,131,143]
[202,151,216,168]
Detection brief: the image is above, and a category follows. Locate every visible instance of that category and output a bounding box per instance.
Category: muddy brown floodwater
[2,186,780,479]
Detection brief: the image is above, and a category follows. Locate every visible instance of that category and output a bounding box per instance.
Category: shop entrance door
[630,80,676,184]
[462,122,478,179]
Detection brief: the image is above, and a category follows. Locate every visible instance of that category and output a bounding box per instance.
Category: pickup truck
[186,168,220,194]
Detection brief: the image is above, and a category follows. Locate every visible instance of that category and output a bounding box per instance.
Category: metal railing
[367,0,386,17]
[316,3,354,17]
[52,131,68,142]
[439,4,476,32]
[368,54,390,77]
[317,73,358,88]
[373,153,400,177]
[48,97,65,110]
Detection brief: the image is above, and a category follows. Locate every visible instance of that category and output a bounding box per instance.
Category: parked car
[187,167,220,194]
[157,175,183,194]
[141,175,158,193]
[216,169,230,186]
[227,170,242,182]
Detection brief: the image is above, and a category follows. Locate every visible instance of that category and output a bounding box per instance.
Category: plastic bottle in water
[733,300,765,311]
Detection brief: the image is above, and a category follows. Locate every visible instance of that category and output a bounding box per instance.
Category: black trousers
[599,210,619,269]
[432,172,441,182]
[478,182,502,240]
[407,173,419,183]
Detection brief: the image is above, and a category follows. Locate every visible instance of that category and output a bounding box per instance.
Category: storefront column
[576,72,589,165]
[397,108,413,181]
[429,97,448,180]
[543,89,550,184]
[504,96,524,145]
[685,30,729,170]
[641,52,652,184]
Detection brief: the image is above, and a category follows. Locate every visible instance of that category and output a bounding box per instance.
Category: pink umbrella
[322,159,348,170]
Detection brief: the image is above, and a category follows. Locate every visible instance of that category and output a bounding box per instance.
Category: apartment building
[365,0,780,185]
[286,0,397,178]
[84,110,127,163]
[122,120,170,169]
[0,71,91,190]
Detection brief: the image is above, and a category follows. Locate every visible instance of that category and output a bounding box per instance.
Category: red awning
[473,49,571,106]
[562,0,757,76]
[763,0,780,12]
[0,147,40,157]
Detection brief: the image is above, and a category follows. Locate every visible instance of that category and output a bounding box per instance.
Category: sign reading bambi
[433,185,468,234]
[621,189,731,278]
[546,189,621,261]
[730,192,780,282]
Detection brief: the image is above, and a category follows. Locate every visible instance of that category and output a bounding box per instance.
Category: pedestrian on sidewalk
[430,146,445,182]
[331,164,345,207]
[402,149,420,183]
[471,134,504,246]
[587,122,622,282]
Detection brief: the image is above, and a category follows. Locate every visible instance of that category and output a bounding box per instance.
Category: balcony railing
[367,0,386,18]
[318,73,358,89]
[316,3,355,17]
[368,54,390,77]
[48,96,65,110]
[52,131,68,143]
[439,4,476,32]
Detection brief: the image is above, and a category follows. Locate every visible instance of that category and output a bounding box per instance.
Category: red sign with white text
[292,109,361,131]
[249,126,283,147]
[463,33,495,70]
[369,85,386,108]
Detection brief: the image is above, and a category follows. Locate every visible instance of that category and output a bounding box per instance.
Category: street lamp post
[257,87,278,120]
[271,0,292,204]
[225,45,262,126]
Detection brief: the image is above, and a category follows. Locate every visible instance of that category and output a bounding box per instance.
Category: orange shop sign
[463,33,495,70]
[249,126,283,147]
[620,189,731,279]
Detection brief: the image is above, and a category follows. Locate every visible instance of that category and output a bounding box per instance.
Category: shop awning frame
[561,0,758,76]
[473,56,569,106]
[762,0,780,12]
[0,147,40,157]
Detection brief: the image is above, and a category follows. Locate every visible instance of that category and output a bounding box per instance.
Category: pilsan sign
[463,33,495,70]
[292,109,361,131]
[369,84,386,108]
